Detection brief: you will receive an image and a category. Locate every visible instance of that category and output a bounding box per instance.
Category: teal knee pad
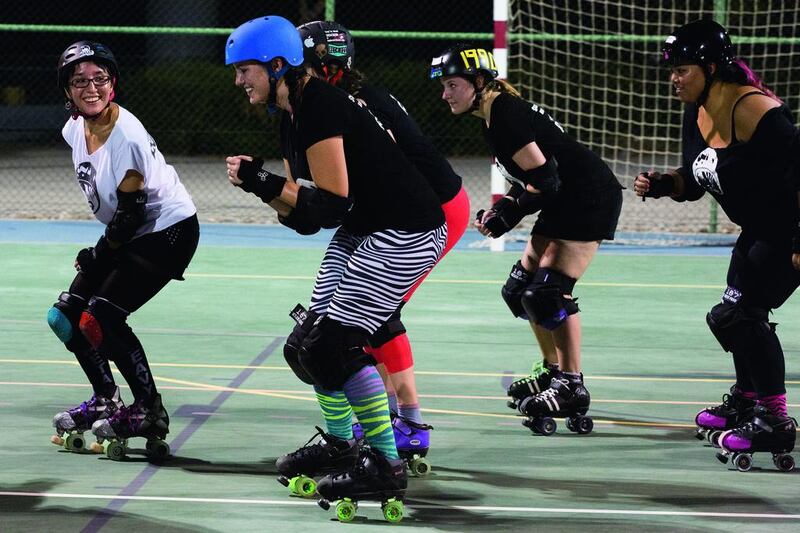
[47,307,73,343]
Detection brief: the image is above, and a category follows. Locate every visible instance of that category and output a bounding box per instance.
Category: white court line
[0,492,798,520]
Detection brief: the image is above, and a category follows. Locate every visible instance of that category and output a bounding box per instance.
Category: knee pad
[521,268,579,331]
[298,317,374,390]
[283,306,319,385]
[79,297,130,352]
[707,299,770,353]
[47,291,87,345]
[501,261,534,319]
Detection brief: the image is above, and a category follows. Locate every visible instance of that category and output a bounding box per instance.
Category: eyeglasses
[69,75,112,89]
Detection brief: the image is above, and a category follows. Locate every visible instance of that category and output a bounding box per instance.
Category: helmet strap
[267,66,290,114]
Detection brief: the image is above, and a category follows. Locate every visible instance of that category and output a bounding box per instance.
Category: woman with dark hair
[432,44,623,436]
[225,16,447,520]
[634,19,799,470]
[296,20,471,475]
[49,41,199,460]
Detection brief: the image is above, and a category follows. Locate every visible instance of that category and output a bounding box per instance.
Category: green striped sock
[343,366,398,460]
[314,386,354,440]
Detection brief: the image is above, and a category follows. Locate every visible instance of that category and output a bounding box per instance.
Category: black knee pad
[501,261,534,319]
[707,299,770,353]
[368,306,406,349]
[283,305,319,385]
[47,291,87,349]
[79,296,131,352]
[520,268,579,330]
[298,317,374,390]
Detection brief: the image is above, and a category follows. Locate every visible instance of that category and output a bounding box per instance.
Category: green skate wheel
[382,498,404,523]
[65,432,85,452]
[106,440,126,461]
[335,499,357,522]
[409,457,431,477]
[290,475,316,498]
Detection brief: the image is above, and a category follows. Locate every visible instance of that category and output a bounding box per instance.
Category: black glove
[237,157,287,203]
[76,236,114,278]
[639,171,675,199]
[477,196,534,238]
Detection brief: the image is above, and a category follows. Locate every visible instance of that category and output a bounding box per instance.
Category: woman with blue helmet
[224,16,447,520]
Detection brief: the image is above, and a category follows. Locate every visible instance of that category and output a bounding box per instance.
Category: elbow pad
[279,209,322,236]
[521,157,560,195]
[105,190,146,243]
[294,186,353,229]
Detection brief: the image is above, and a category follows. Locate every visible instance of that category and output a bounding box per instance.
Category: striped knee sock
[314,386,354,440]
[759,393,788,417]
[343,366,398,459]
[398,403,422,424]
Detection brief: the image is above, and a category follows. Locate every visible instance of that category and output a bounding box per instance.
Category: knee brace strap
[521,268,579,331]
[298,317,373,390]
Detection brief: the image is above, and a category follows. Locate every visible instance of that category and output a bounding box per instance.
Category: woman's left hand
[225,155,253,186]
[792,252,800,271]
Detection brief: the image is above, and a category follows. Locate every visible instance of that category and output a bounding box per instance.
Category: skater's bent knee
[299,317,373,390]
[521,268,579,330]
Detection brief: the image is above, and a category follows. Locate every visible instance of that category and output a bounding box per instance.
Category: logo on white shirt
[76,162,100,214]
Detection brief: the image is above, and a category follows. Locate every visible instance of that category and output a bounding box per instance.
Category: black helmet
[661,19,735,68]
[297,21,355,70]
[430,44,498,80]
[58,41,119,91]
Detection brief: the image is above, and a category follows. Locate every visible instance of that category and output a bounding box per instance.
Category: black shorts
[122,214,199,280]
[532,186,622,241]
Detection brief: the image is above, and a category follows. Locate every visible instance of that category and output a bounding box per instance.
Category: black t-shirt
[355,84,462,203]
[679,101,799,240]
[280,77,444,234]
[482,93,621,197]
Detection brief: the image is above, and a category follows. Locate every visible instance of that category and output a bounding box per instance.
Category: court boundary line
[2,491,798,520]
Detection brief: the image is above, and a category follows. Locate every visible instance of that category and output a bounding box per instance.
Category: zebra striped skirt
[309,223,447,334]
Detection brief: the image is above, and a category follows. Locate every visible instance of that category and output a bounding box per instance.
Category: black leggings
[724,234,800,396]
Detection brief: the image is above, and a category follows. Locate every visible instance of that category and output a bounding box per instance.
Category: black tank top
[680,93,799,240]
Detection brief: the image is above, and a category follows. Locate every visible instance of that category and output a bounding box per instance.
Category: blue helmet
[225,15,304,69]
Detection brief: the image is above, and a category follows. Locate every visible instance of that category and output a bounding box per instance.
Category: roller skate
[317,447,407,523]
[694,385,756,446]
[51,387,123,453]
[715,406,797,472]
[90,393,170,461]
[393,414,433,477]
[276,426,359,498]
[506,360,559,411]
[518,377,593,436]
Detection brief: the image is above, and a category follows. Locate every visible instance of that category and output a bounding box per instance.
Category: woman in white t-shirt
[48,41,199,457]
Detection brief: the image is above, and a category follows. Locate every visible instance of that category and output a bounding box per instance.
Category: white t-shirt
[62,105,196,239]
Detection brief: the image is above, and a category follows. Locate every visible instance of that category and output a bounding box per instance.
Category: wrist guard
[238,157,287,203]
[642,171,676,199]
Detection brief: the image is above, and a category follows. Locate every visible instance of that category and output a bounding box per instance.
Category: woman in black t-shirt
[432,44,623,435]
[297,20,470,469]
[223,16,446,514]
[634,20,799,463]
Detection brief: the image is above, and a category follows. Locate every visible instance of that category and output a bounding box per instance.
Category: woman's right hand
[632,172,653,198]
[225,155,253,186]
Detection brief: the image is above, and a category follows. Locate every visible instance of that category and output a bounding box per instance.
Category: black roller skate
[518,377,593,436]
[317,448,407,523]
[715,406,797,472]
[694,385,756,446]
[276,426,360,498]
[506,360,558,411]
[90,393,170,461]
[51,386,123,453]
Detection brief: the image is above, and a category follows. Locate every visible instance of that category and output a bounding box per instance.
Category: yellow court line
[185,272,724,289]
[2,358,799,385]
[419,407,695,428]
